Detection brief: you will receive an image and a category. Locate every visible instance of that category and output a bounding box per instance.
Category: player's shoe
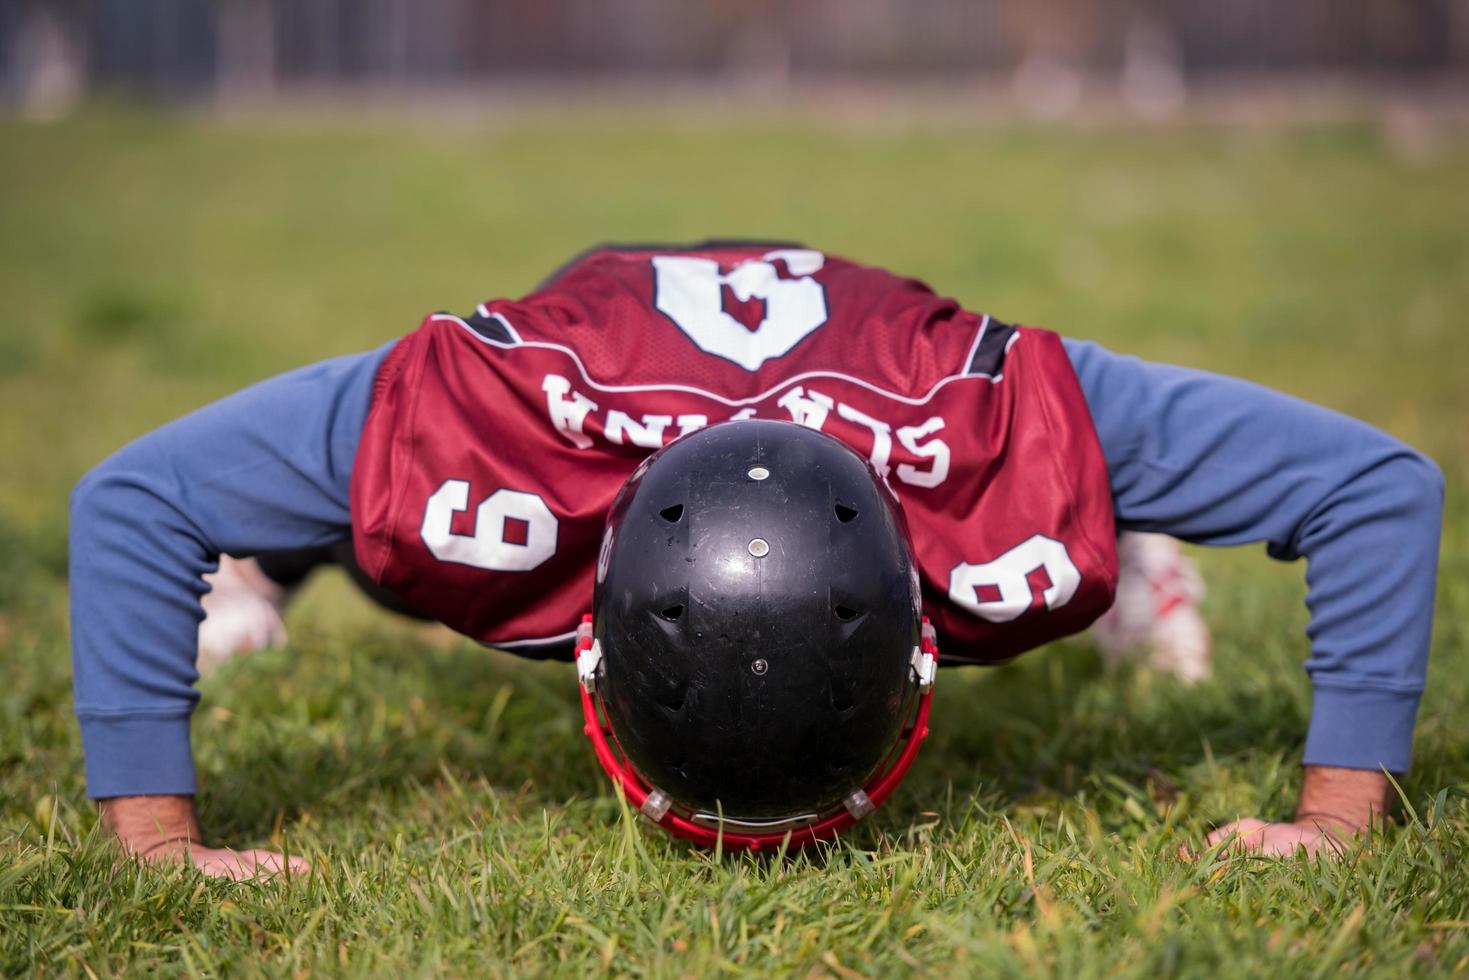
[1092,532,1211,684]
[197,555,291,674]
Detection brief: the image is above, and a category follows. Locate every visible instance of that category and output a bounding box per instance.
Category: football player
[70,243,1443,878]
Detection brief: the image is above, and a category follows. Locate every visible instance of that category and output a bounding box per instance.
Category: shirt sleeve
[1063,338,1444,772]
[69,343,395,798]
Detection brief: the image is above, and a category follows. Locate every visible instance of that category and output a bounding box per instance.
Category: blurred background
[3,0,1467,119]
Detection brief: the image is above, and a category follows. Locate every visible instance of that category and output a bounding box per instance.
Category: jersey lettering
[895,417,950,489]
[539,373,954,489]
[836,401,894,477]
[776,385,835,429]
[543,374,597,449]
[653,250,829,371]
[676,414,709,436]
[422,480,558,572]
[948,535,1081,624]
[606,410,673,448]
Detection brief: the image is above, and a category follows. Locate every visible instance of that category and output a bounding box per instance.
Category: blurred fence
[3,0,1466,114]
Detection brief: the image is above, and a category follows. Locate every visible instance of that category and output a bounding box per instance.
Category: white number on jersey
[652,249,828,371]
[421,480,558,571]
[948,535,1081,623]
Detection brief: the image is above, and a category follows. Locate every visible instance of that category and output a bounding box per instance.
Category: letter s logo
[653,250,828,371]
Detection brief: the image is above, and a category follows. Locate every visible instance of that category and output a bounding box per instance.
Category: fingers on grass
[1205,818,1269,851]
[205,848,311,881]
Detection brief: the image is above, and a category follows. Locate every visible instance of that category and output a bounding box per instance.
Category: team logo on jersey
[653,249,829,371]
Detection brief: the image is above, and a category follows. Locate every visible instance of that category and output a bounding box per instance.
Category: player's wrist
[1294,765,1394,832]
[99,794,205,856]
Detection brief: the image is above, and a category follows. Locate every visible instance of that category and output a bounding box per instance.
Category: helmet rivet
[748,538,770,557]
[751,658,769,675]
[747,466,770,481]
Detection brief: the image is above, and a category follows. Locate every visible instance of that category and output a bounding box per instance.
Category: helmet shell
[594,419,921,818]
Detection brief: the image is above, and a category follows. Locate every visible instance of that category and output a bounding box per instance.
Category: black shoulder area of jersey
[535,238,809,291]
[966,318,1016,376]
[450,310,517,345]
[495,637,576,663]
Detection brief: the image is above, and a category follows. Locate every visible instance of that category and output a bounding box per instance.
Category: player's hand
[1187,765,1391,860]
[143,840,310,880]
[100,794,309,881]
[1201,817,1351,858]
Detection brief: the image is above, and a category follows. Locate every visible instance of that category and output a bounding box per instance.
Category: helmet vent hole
[659,504,684,524]
[660,603,685,622]
[832,697,854,713]
[834,503,858,524]
[834,604,859,622]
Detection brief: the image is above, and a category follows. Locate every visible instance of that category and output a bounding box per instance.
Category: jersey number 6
[421,480,558,572]
[948,535,1081,624]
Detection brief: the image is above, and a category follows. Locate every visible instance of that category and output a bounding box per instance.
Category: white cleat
[1093,532,1212,684]
[197,555,290,675]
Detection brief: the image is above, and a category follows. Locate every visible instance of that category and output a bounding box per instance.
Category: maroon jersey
[351,243,1117,663]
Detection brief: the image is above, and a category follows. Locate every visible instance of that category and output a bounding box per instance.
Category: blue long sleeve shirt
[69,338,1444,798]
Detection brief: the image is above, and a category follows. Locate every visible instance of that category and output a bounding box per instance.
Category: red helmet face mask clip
[575,614,938,850]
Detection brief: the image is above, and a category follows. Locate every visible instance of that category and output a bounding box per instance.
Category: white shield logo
[653,249,828,371]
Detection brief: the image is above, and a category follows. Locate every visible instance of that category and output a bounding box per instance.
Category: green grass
[1,109,1467,976]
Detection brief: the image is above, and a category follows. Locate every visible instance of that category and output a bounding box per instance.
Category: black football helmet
[575,419,938,849]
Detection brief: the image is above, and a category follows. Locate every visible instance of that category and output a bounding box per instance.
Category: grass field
[1,108,1467,976]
